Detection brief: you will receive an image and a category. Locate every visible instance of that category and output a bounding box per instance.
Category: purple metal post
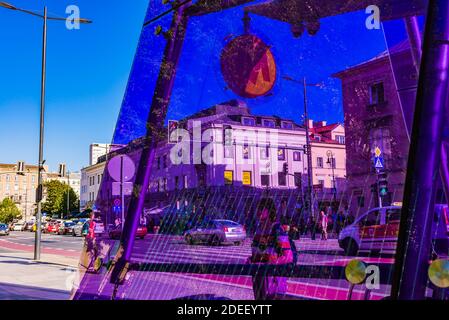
[404,13,449,230]
[110,2,191,285]
[391,0,449,300]
[404,16,423,73]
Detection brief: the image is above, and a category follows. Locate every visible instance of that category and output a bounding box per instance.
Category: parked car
[58,221,76,235]
[339,204,449,256]
[72,221,86,237]
[0,224,10,236]
[13,223,25,231]
[109,224,147,240]
[184,219,246,246]
[45,222,60,234]
[24,221,34,232]
[73,219,104,237]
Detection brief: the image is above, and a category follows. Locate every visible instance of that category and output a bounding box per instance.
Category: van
[338,205,449,256]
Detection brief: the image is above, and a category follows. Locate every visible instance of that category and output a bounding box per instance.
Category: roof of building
[310,123,340,134]
[179,99,305,131]
[333,39,411,78]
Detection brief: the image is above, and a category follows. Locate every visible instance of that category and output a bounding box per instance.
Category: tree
[42,180,79,218]
[0,198,21,223]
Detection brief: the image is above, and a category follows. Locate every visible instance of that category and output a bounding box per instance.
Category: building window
[261,175,270,187]
[293,151,301,161]
[242,117,255,126]
[369,82,385,105]
[262,119,275,128]
[281,121,293,129]
[224,170,233,185]
[317,157,324,168]
[163,155,168,168]
[336,135,345,144]
[243,144,251,159]
[224,146,234,159]
[260,146,269,160]
[242,171,252,186]
[369,127,392,167]
[318,179,324,187]
[278,148,285,161]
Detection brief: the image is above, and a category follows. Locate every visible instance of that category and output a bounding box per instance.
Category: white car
[339,205,449,256]
[13,223,25,231]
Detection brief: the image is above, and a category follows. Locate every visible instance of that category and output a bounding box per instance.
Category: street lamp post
[326,150,337,204]
[283,75,323,219]
[66,171,70,219]
[0,2,91,260]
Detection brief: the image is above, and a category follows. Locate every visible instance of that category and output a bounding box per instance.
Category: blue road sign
[374,156,384,169]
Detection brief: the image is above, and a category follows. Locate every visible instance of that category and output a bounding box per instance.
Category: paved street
[0,231,83,259]
[0,250,77,300]
[0,232,395,300]
[75,234,394,300]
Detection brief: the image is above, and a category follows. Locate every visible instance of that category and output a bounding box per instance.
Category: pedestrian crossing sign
[374,156,384,169]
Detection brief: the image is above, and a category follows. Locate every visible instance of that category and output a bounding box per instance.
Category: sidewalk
[0,250,79,300]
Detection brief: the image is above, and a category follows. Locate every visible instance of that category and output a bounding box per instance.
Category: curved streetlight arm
[0,2,92,23]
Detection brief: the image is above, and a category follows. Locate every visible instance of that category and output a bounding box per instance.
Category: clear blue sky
[0,0,407,171]
[0,0,148,172]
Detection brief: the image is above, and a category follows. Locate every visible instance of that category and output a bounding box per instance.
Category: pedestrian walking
[81,212,102,272]
[320,210,328,240]
[248,198,297,300]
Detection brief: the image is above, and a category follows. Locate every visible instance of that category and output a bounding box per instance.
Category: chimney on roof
[313,120,327,128]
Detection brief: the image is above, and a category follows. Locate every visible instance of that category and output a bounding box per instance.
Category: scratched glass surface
[72,0,444,301]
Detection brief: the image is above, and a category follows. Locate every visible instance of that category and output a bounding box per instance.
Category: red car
[45,222,60,234]
[109,224,147,240]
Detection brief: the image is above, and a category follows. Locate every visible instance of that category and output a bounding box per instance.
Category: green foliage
[0,198,21,223]
[41,180,79,218]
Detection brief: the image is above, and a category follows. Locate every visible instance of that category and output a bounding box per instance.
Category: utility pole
[283,75,322,219]
[66,171,70,219]
[120,155,125,229]
[1,2,91,261]
[35,6,47,261]
[327,150,337,205]
[303,77,314,219]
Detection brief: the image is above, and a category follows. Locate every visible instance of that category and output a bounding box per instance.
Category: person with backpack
[248,198,297,300]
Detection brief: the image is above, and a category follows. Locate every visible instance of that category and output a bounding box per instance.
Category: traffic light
[16,161,25,175]
[36,184,43,202]
[283,162,289,174]
[58,163,66,177]
[303,144,310,155]
[378,171,388,197]
[370,183,377,194]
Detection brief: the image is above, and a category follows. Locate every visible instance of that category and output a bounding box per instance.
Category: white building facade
[148,101,309,192]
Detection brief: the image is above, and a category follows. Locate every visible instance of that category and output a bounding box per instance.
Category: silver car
[184,219,246,246]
